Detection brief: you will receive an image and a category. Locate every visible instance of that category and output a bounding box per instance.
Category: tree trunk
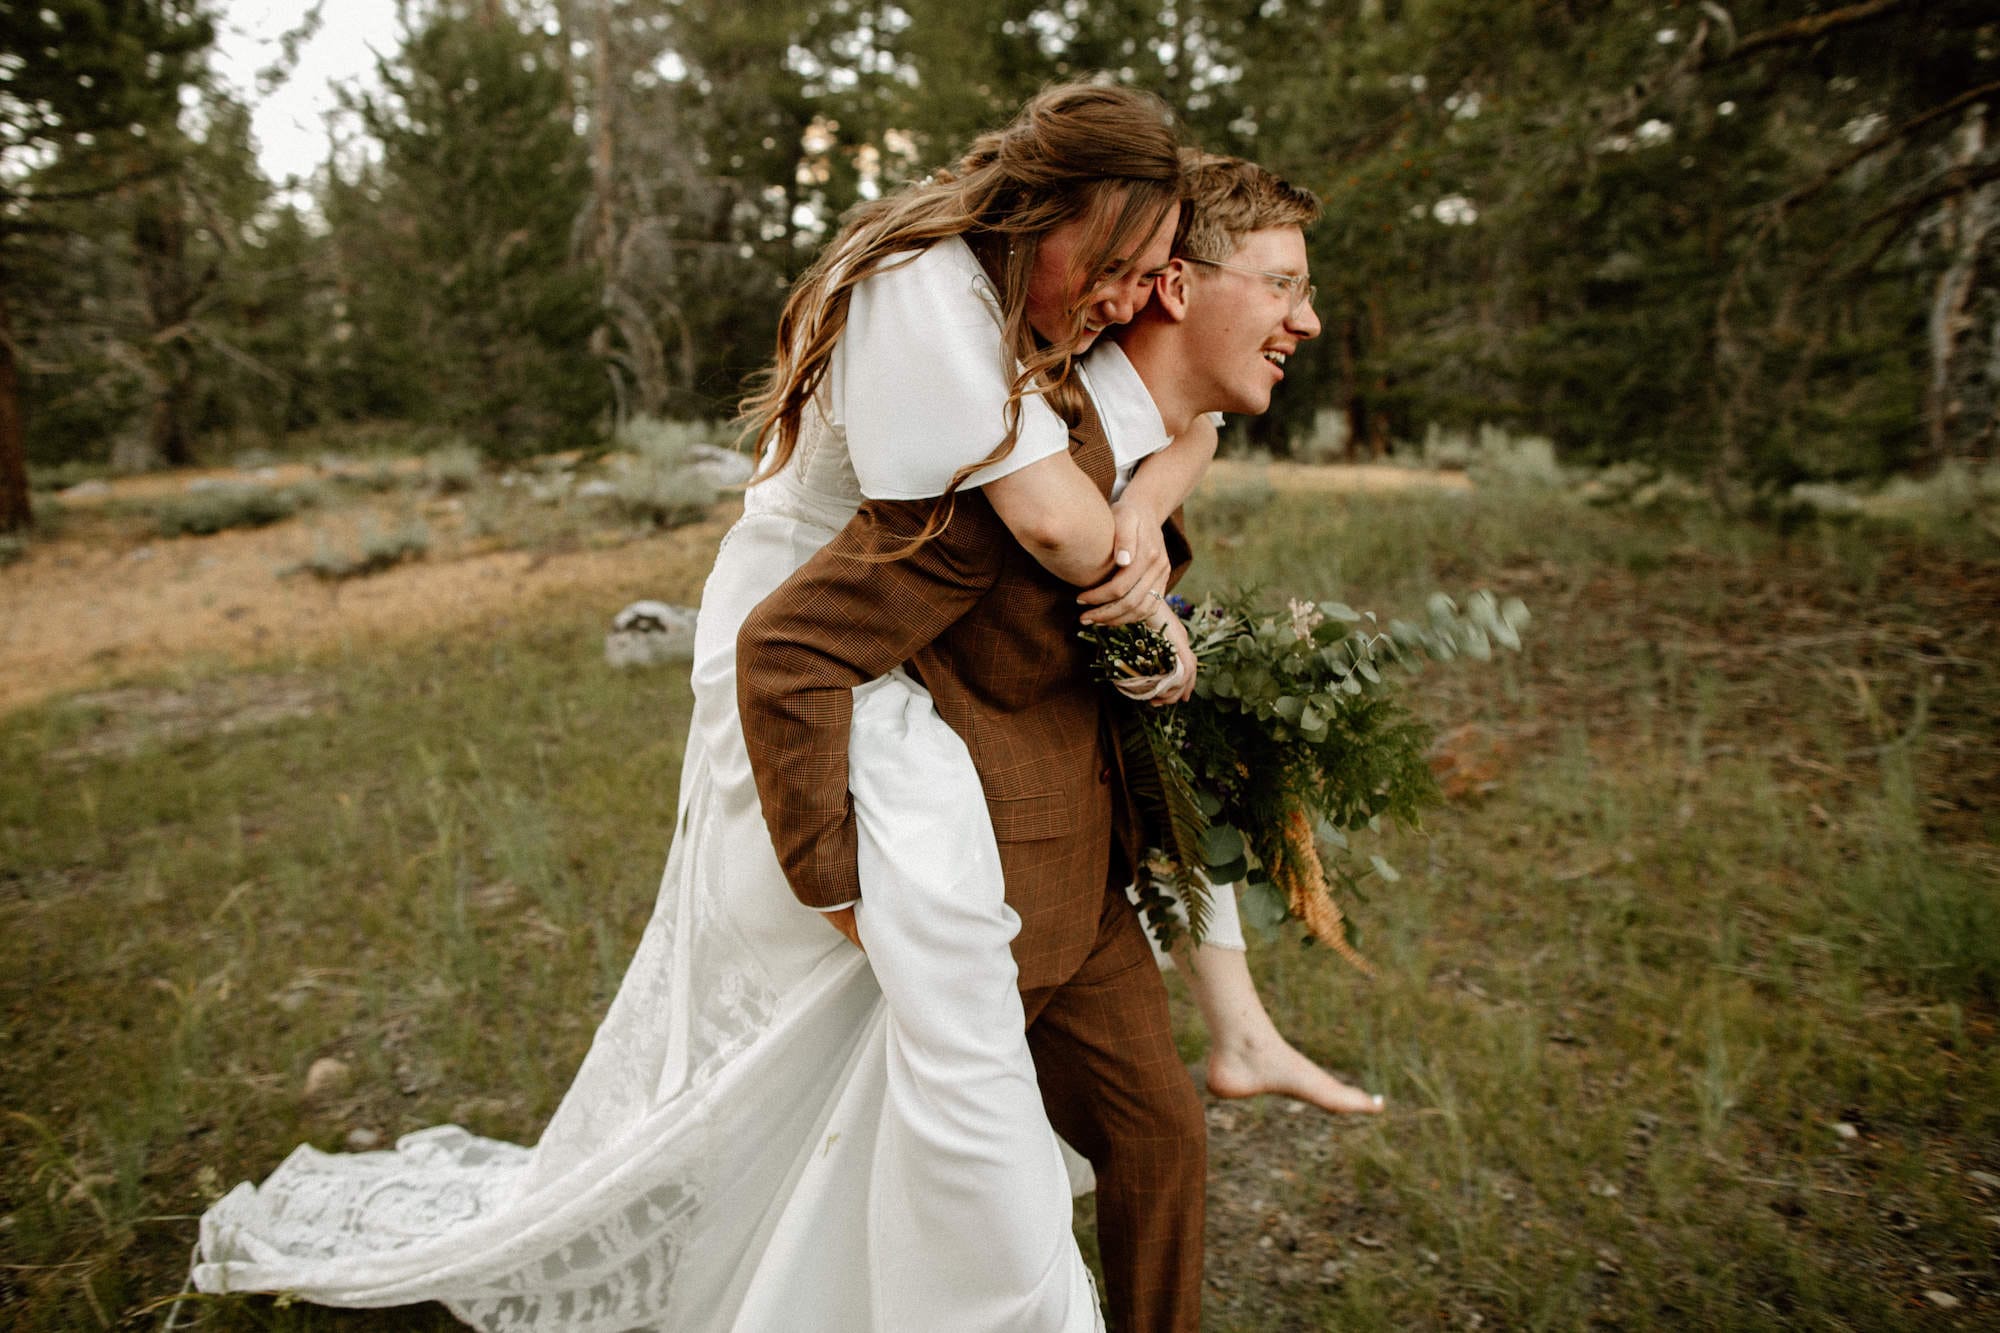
[0,278,31,533]
[134,182,197,467]
[150,341,197,468]
[590,0,631,422]
[1925,107,1996,465]
[1363,286,1393,459]
[1340,313,1366,463]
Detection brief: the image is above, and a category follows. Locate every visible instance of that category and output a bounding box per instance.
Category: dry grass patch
[47,676,337,763]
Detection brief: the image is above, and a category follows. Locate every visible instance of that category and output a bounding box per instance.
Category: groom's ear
[1155,259,1194,323]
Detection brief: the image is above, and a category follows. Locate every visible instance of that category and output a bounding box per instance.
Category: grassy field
[3,472,1996,1329]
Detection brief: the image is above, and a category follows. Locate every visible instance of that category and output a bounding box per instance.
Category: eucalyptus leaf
[1369,854,1401,882]
[1207,855,1250,884]
[1243,878,1290,933]
[1200,823,1245,865]
[1322,601,1361,622]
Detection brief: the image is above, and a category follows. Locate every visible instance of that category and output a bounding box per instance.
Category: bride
[196,83,1367,1331]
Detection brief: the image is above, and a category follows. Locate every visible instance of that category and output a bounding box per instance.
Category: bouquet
[1083,588,1529,970]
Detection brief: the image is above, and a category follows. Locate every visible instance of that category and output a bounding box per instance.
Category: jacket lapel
[1069,392,1116,499]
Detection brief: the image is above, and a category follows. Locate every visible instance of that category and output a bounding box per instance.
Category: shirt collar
[1078,340,1170,473]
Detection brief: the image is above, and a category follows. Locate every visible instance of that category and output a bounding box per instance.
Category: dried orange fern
[1274,805,1377,976]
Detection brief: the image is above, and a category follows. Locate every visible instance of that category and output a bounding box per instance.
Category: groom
[739,154,1321,1330]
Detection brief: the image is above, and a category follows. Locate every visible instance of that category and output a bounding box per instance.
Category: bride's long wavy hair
[739,81,1184,545]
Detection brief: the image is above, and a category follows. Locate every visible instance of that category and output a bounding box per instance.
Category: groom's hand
[824,905,865,951]
[1150,604,1199,706]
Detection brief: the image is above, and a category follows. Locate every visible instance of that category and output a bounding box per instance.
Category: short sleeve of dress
[830,237,1072,501]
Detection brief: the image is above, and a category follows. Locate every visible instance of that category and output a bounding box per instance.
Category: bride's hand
[1078,499,1170,626]
[824,905,864,951]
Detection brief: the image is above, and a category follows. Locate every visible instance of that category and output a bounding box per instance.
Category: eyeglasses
[1184,257,1316,312]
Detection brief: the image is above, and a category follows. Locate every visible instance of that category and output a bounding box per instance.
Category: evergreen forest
[4,0,1996,535]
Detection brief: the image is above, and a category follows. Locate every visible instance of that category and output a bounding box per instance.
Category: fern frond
[1116,711,1216,945]
[1277,805,1376,976]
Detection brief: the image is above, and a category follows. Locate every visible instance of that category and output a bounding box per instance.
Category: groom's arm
[737,493,1006,910]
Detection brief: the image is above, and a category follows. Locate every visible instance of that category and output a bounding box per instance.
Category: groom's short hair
[1175,152,1321,263]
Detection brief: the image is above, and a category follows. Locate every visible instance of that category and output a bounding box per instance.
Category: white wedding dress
[195,241,1146,1331]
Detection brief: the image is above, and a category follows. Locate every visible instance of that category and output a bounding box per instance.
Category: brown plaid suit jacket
[736,398,1189,992]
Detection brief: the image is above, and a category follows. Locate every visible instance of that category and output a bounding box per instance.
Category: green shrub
[599,416,720,529]
[27,460,111,493]
[1288,409,1351,464]
[153,485,307,537]
[423,441,484,494]
[332,462,408,494]
[293,519,431,580]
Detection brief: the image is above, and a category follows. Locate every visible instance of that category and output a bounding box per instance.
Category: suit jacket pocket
[987,791,1073,843]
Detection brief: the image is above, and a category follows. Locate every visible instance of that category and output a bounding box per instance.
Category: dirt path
[3,460,1461,716]
[1,503,737,716]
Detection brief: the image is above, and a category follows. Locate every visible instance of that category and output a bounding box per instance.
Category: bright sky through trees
[212,0,398,184]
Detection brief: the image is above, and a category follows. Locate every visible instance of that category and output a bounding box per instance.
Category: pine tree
[333,7,604,455]
[0,0,214,529]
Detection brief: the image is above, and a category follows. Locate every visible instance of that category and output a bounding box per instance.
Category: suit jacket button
[1098,766,1112,784]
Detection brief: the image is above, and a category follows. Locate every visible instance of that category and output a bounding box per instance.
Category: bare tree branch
[1855,158,2000,243]
[1716,85,2000,350]
[1772,80,2000,221]
[1795,158,2000,293]
[1708,0,1928,67]
[0,162,175,208]
[193,324,288,387]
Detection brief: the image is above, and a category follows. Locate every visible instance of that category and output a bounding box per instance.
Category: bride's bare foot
[1204,1029,1384,1115]
[1173,941,1383,1114]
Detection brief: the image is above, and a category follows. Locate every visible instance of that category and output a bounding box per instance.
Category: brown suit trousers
[737,403,1204,1331]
